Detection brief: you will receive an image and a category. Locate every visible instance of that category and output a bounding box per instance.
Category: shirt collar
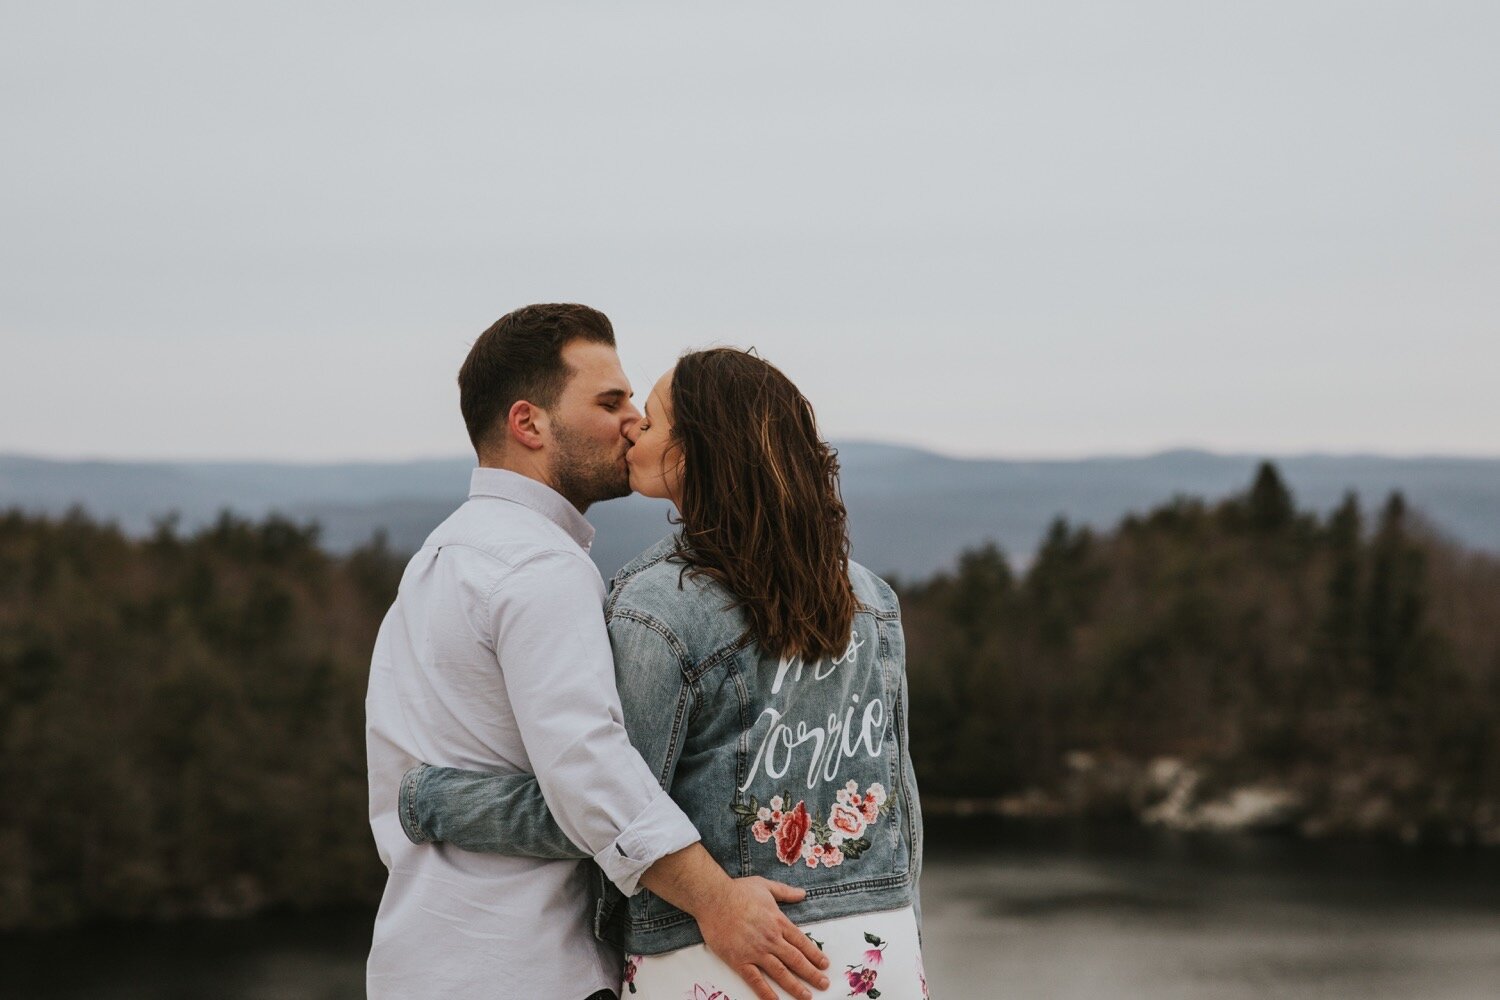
[468,467,596,553]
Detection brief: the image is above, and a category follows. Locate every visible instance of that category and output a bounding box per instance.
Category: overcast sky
[4,2,1496,462]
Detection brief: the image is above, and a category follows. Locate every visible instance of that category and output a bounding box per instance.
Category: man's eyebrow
[595,388,628,402]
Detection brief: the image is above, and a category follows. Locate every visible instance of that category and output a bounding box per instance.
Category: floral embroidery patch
[731,780,890,867]
[845,932,887,997]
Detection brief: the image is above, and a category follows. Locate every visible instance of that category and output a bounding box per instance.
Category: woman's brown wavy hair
[667,348,857,661]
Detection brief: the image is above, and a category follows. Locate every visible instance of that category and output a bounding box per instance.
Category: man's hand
[639,844,830,1000]
[696,876,830,1000]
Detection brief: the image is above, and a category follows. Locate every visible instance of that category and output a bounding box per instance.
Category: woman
[403,349,926,999]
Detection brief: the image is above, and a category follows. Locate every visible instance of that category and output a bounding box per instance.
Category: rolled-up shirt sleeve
[489,549,699,895]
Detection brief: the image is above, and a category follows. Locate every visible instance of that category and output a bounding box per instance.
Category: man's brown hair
[457,304,616,454]
[668,348,857,661]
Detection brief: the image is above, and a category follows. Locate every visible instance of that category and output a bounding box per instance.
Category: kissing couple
[367,304,928,999]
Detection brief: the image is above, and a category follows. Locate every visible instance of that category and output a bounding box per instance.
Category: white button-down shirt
[366,468,699,1000]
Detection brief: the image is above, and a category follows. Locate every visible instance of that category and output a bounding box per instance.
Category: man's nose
[621,402,643,440]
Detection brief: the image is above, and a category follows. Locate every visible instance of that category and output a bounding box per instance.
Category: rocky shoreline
[923,751,1500,848]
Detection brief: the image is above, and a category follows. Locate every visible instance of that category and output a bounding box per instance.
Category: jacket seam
[660,678,692,788]
[891,670,914,874]
[603,606,694,788]
[606,540,681,610]
[687,633,755,683]
[607,607,693,672]
[624,874,916,932]
[730,661,753,876]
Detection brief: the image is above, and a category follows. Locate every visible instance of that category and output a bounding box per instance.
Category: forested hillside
[3,464,1497,930]
[904,465,1500,840]
[0,512,401,929]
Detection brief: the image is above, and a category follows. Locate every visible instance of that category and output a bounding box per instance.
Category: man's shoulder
[423,498,595,580]
[427,496,583,557]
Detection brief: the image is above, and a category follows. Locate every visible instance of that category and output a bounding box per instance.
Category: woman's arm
[399,764,586,858]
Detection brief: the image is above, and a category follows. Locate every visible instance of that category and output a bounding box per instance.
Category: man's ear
[506,400,547,451]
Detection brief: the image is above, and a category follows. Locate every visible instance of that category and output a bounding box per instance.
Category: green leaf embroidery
[841,836,872,859]
[863,931,884,946]
[867,988,881,998]
[730,795,762,827]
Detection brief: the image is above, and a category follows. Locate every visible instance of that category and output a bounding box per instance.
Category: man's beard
[550,420,631,512]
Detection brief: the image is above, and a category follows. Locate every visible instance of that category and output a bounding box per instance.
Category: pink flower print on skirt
[622,905,924,1000]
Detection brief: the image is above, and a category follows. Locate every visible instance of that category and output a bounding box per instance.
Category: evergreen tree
[1026,517,1099,646]
[1248,460,1295,533]
[948,541,1012,642]
[1366,491,1429,696]
[1322,492,1364,677]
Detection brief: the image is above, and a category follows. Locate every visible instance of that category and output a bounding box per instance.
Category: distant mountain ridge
[3,446,1497,579]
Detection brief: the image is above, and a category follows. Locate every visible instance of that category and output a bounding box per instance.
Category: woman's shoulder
[846,559,900,616]
[607,535,746,641]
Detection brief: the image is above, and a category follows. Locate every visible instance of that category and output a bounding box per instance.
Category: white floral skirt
[621,905,927,1000]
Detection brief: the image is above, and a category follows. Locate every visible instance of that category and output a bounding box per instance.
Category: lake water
[5,820,1499,999]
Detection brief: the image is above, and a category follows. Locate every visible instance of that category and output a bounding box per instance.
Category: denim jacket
[400,535,923,955]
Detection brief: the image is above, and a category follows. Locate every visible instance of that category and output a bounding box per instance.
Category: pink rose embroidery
[732,782,890,867]
[774,802,811,865]
[829,803,868,838]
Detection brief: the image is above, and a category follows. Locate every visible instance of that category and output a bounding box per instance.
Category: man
[366,304,829,1000]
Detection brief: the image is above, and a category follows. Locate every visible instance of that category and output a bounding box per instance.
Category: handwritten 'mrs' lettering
[770,629,866,695]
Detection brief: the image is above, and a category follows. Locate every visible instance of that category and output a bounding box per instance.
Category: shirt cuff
[592,789,700,897]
